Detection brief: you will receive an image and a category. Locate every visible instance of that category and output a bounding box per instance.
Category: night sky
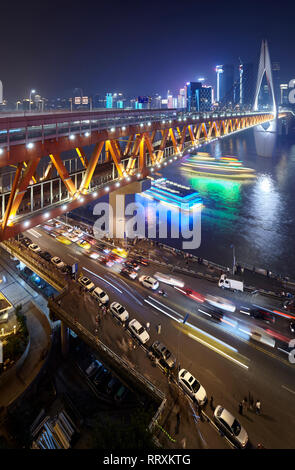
[1,0,295,100]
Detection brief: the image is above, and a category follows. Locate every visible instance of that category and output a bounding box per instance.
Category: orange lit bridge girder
[0,111,275,240]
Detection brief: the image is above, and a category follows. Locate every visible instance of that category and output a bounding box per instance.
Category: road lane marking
[147,296,183,318]
[282,385,295,395]
[106,275,143,306]
[27,228,42,238]
[198,308,212,317]
[82,267,122,294]
[187,333,249,370]
[144,299,180,322]
[240,310,251,315]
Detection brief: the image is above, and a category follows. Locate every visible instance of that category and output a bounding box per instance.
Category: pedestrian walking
[242,397,248,412]
[255,399,261,415]
[157,323,161,334]
[210,395,214,410]
[146,322,150,330]
[238,401,243,415]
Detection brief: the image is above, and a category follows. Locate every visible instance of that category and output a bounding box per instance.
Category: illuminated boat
[181,153,256,179]
[141,178,202,211]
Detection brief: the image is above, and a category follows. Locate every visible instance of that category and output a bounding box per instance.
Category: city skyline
[1,0,294,101]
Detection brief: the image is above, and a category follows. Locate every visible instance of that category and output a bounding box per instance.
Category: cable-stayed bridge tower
[253,39,277,116]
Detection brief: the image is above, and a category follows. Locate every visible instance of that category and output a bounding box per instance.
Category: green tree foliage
[92,407,156,450]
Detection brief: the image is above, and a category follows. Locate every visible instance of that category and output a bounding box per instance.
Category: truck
[218,274,244,292]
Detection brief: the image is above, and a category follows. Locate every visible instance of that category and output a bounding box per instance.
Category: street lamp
[230,244,236,275]
[29,89,36,112]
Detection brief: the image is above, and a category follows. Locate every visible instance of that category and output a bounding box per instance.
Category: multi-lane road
[20,220,295,448]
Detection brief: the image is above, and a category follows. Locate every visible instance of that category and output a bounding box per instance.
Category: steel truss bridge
[0,108,278,240]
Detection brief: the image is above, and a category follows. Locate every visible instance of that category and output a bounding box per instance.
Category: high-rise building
[186,82,201,111]
[272,62,280,106]
[238,63,254,108]
[199,85,212,111]
[280,84,289,105]
[167,91,173,109]
[178,87,187,108]
[0,81,3,104]
[106,93,113,108]
[216,65,235,105]
[187,82,212,112]
[216,66,223,102]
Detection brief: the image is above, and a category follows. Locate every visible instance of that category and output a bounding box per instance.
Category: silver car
[214,405,248,448]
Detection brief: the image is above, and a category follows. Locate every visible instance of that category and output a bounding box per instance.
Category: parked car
[120,267,138,280]
[85,359,102,377]
[139,275,159,290]
[93,366,111,386]
[128,319,150,344]
[214,405,249,448]
[21,237,32,247]
[39,251,52,262]
[178,369,207,405]
[61,264,72,275]
[78,276,95,291]
[28,243,41,252]
[114,385,128,402]
[92,286,109,304]
[110,302,129,322]
[106,377,120,395]
[151,341,176,369]
[50,256,65,269]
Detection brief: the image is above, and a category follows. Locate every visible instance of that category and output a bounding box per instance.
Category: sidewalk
[133,239,291,301]
[0,302,51,408]
[0,250,53,408]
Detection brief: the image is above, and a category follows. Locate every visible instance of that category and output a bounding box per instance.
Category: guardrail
[48,297,165,405]
[0,240,66,292]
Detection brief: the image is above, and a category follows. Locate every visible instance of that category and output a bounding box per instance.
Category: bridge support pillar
[108,179,151,239]
[60,321,70,357]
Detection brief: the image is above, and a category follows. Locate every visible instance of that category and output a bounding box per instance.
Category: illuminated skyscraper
[106,93,113,108]
[280,84,289,105]
[0,81,3,104]
[216,65,223,102]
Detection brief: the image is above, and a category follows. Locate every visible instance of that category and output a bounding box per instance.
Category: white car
[154,272,184,288]
[50,256,65,269]
[92,286,109,304]
[139,275,159,290]
[78,276,95,291]
[214,406,248,448]
[128,319,150,344]
[28,243,41,253]
[205,295,236,313]
[178,369,207,405]
[110,302,129,322]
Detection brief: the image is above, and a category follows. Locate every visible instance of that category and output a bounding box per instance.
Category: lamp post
[230,244,236,275]
[177,313,189,389]
[29,89,36,112]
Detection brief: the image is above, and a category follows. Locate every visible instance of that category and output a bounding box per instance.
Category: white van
[218,274,243,292]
